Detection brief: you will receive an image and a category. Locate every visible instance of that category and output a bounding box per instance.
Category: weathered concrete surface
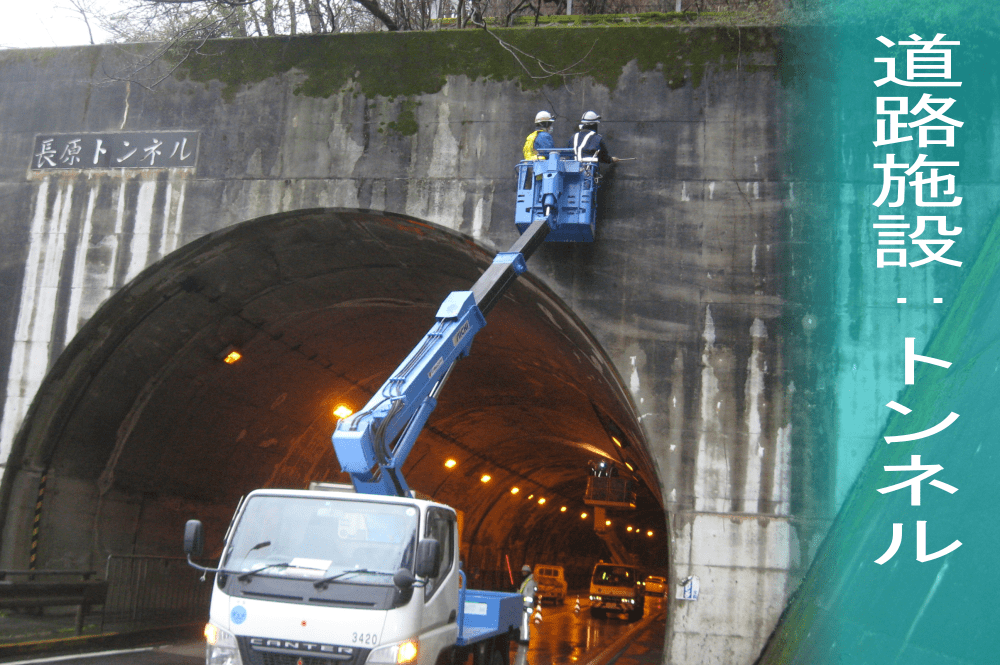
[0,27,806,664]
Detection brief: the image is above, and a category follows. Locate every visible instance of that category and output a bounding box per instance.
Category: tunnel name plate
[30,131,200,170]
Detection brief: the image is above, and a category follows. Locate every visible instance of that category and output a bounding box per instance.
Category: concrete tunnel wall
[0,27,808,664]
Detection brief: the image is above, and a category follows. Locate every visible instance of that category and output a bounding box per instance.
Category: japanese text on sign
[872,34,964,270]
[30,132,199,171]
[871,33,964,565]
[874,339,962,564]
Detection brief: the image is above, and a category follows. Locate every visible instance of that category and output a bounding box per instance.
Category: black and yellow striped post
[28,471,47,573]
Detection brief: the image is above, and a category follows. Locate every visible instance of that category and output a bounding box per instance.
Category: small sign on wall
[30,132,199,170]
[678,575,700,600]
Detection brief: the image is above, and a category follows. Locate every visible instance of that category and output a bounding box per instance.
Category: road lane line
[581,608,666,665]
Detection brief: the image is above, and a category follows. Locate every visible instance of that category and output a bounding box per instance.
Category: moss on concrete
[385,98,420,136]
[174,26,777,102]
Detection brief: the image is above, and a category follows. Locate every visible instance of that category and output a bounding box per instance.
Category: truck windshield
[592,565,635,586]
[223,496,418,583]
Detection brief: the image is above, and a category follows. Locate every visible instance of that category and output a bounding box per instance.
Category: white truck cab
[187,487,516,665]
[588,562,645,622]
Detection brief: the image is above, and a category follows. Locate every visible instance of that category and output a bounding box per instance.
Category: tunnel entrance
[0,209,665,595]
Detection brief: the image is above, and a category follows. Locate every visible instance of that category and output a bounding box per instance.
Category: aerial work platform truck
[183,150,603,665]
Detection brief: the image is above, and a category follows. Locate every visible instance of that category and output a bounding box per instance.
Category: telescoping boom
[333,148,599,497]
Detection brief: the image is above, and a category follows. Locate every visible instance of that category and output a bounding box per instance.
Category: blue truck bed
[455,588,522,646]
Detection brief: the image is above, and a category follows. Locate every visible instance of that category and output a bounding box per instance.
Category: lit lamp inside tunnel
[219,346,242,364]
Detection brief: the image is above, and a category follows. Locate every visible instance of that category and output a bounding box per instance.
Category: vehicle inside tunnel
[0,208,667,597]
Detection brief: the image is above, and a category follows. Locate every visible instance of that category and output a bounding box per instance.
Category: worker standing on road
[568,111,620,166]
[514,565,537,665]
[523,111,556,161]
[519,564,537,598]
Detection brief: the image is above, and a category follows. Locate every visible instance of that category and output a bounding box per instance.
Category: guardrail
[102,555,211,632]
[0,570,107,635]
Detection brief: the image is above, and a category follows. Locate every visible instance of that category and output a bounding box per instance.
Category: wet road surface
[519,594,666,664]
[1,596,666,665]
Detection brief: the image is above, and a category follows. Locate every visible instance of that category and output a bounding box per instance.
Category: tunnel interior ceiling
[10,209,662,567]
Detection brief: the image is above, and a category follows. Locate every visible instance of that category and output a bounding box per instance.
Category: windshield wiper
[313,568,390,589]
[237,562,292,582]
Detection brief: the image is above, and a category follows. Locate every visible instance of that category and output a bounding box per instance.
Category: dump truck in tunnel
[180,150,610,665]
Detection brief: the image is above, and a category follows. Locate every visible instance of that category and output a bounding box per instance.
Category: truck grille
[238,636,370,665]
[260,655,334,665]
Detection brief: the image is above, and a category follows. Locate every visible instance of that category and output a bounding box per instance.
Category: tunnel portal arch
[0,209,665,584]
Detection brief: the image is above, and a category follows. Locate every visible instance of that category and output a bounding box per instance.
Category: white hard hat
[521,564,532,574]
[580,110,601,124]
[534,110,554,124]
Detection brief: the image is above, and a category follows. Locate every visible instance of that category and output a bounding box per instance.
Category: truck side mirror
[414,538,441,578]
[184,520,204,558]
[393,568,416,590]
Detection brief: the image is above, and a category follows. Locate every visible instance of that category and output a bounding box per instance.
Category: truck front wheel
[435,647,456,665]
[472,635,510,665]
[493,634,511,665]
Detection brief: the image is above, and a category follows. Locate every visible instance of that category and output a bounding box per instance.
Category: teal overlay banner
[763,2,999,663]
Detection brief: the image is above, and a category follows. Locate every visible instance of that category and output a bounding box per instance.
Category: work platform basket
[584,476,637,509]
[514,149,597,243]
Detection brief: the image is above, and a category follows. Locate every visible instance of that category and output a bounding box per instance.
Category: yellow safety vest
[519,575,537,597]
[523,131,542,161]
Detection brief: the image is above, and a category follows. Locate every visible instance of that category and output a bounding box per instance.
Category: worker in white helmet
[518,564,537,598]
[514,564,537,665]
[568,110,620,165]
[523,110,556,161]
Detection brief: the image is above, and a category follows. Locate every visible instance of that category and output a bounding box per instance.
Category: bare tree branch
[476,19,596,82]
[66,0,97,45]
[350,0,399,30]
[101,10,236,89]
[503,0,534,26]
[137,0,256,5]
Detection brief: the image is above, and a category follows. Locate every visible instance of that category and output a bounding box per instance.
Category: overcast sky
[1,0,118,49]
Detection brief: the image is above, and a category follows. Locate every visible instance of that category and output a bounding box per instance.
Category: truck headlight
[367,638,418,664]
[204,623,242,665]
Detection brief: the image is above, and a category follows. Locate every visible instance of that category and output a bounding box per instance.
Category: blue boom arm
[333,150,597,496]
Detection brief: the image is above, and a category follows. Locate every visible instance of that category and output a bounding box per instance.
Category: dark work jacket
[568,130,612,163]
